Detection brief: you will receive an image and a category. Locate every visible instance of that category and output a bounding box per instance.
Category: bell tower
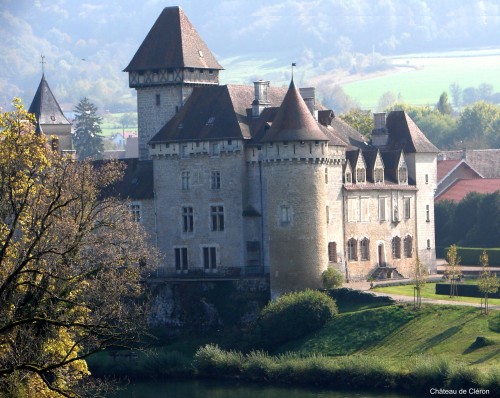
[125,6,223,160]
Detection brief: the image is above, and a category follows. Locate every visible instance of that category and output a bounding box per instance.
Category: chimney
[299,87,317,120]
[252,80,270,117]
[371,112,389,148]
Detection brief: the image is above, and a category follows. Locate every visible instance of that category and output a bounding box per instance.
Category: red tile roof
[436,178,500,202]
[437,159,461,181]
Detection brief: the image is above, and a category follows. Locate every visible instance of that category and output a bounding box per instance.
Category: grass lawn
[277,304,500,367]
[373,283,500,306]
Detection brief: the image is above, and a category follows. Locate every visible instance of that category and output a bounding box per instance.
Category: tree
[377,91,397,111]
[478,251,499,315]
[320,85,359,114]
[436,92,452,115]
[444,244,462,298]
[0,99,158,397]
[413,257,427,309]
[339,109,373,138]
[456,101,500,148]
[73,97,104,160]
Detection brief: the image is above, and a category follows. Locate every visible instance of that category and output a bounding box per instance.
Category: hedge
[435,283,500,299]
[323,288,395,305]
[439,247,500,266]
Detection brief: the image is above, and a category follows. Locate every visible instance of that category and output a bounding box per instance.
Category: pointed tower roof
[260,80,329,143]
[124,6,223,72]
[28,74,71,126]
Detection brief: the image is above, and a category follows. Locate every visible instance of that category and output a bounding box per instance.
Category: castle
[30,6,439,297]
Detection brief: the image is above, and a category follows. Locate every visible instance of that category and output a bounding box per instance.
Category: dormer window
[356,168,366,183]
[398,167,408,184]
[206,116,215,126]
[345,172,352,184]
[374,168,384,183]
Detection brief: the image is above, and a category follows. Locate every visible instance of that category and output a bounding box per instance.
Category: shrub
[256,290,338,348]
[193,344,243,377]
[322,268,344,288]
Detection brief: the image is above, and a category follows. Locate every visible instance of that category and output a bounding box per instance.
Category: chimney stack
[252,80,270,117]
[299,87,317,120]
[371,112,389,148]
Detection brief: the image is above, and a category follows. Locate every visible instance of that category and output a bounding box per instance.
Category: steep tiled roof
[438,149,500,178]
[386,111,439,153]
[436,178,500,202]
[259,80,329,143]
[124,6,223,72]
[28,74,71,126]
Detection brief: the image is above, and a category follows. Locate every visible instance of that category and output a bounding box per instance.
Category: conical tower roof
[124,6,223,72]
[260,80,328,142]
[28,74,71,126]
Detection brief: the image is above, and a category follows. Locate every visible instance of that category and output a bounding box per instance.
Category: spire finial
[40,55,46,75]
[291,62,296,80]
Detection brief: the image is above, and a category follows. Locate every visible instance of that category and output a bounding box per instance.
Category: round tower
[259,80,332,297]
[124,6,223,160]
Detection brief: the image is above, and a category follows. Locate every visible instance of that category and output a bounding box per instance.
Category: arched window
[392,236,401,259]
[328,242,337,263]
[404,235,413,258]
[360,238,370,260]
[347,238,357,261]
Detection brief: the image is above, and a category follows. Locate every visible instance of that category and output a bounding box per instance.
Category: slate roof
[105,159,154,200]
[318,110,369,150]
[436,178,500,202]
[28,74,71,127]
[385,111,439,153]
[259,80,329,143]
[438,149,500,178]
[124,6,222,72]
[150,85,286,143]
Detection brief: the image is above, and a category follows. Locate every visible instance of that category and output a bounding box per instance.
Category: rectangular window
[425,174,429,184]
[182,206,193,232]
[325,168,328,184]
[155,94,161,106]
[174,247,188,271]
[181,171,190,190]
[426,204,430,222]
[211,205,224,231]
[211,171,221,189]
[328,242,337,263]
[360,238,370,260]
[280,205,291,225]
[360,197,370,222]
[378,197,386,221]
[347,198,359,222]
[130,202,141,223]
[347,239,357,261]
[182,144,189,158]
[326,205,330,224]
[427,239,431,249]
[203,247,217,270]
[404,197,411,219]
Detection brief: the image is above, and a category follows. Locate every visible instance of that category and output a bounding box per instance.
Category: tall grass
[193,344,500,395]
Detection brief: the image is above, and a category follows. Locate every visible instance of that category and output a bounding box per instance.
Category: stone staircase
[370,267,405,281]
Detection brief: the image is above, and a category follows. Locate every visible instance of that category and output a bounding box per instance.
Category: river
[115,379,411,398]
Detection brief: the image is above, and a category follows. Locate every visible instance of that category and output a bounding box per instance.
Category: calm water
[115,379,411,398]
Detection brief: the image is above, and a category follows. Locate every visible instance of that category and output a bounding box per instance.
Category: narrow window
[182,206,193,232]
[356,168,366,183]
[174,247,188,271]
[155,94,161,106]
[378,197,386,221]
[182,144,189,158]
[280,205,291,225]
[211,171,221,190]
[360,238,370,260]
[181,171,190,190]
[211,205,224,231]
[399,167,408,184]
[404,197,411,219]
[426,204,430,222]
[404,236,413,258]
[325,168,328,184]
[211,142,220,157]
[425,174,429,184]
[360,197,370,222]
[427,239,431,250]
[392,237,401,259]
[374,168,384,183]
[326,205,330,224]
[347,238,357,261]
[345,172,352,183]
[328,242,337,262]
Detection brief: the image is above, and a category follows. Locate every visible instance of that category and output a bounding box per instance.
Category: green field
[343,49,500,110]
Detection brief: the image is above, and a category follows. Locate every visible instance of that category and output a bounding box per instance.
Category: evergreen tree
[436,92,452,115]
[73,97,104,159]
